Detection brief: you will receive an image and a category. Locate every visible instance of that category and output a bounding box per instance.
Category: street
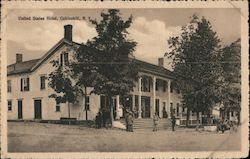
[8,122,241,152]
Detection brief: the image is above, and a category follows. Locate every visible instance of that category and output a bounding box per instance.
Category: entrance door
[18,100,23,119]
[141,96,150,118]
[34,100,42,119]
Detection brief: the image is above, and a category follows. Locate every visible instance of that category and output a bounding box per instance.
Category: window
[163,81,166,92]
[177,103,179,116]
[231,111,234,117]
[64,52,69,65]
[56,101,60,112]
[142,76,151,92]
[170,83,173,93]
[7,80,11,92]
[182,107,185,112]
[21,77,29,91]
[177,89,180,94]
[40,76,46,90]
[60,52,69,66]
[8,100,12,111]
[155,80,158,91]
[85,96,90,110]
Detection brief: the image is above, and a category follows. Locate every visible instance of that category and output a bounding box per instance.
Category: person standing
[171,115,176,131]
[127,112,134,132]
[125,109,129,131]
[153,112,160,131]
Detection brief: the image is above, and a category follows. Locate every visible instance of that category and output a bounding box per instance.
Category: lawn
[8,122,241,152]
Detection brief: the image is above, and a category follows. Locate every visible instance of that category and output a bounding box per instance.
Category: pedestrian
[127,111,134,132]
[96,110,102,129]
[102,109,107,128]
[125,109,129,131]
[171,115,176,131]
[153,112,160,132]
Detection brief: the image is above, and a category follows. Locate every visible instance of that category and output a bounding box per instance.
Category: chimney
[16,53,23,63]
[64,24,72,41]
[158,57,164,67]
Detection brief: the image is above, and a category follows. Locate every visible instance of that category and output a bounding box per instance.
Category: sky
[6,8,241,70]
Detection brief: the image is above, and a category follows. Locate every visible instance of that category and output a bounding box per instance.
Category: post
[152,76,156,118]
[115,95,120,120]
[167,80,171,118]
[138,77,142,118]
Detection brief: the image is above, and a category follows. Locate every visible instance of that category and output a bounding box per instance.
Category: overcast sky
[7,8,240,69]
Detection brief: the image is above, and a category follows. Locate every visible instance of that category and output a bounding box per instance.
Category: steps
[120,118,172,130]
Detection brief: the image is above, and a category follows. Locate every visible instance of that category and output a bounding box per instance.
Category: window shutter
[27,78,30,91]
[21,78,23,91]
[60,54,63,66]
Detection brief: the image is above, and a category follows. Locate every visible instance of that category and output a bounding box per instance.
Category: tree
[220,39,241,121]
[48,48,79,119]
[48,9,138,126]
[167,15,223,128]
[71,44,100,121]
[87,9,138,125]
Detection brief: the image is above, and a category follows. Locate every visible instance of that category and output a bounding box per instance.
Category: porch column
[132,95,135,111]
[115,95,120,119]
[152,76,156,118]
[159,98,162,118]
[138,77,142,118]
[167,79,171,118]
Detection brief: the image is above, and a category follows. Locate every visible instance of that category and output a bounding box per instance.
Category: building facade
[7,25,202,123]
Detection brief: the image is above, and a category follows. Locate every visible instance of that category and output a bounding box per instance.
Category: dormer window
[60,52,69,66]
[21,77,29,91]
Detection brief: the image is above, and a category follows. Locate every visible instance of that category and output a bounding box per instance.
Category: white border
[1,0,249,158]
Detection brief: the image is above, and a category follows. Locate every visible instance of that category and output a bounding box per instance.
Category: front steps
[120,118,172,130]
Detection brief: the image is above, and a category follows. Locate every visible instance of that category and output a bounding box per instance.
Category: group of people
[153,112,176,132]
[124,110,176,132]
[95,109,110,129]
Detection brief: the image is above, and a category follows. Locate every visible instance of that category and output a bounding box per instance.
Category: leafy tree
[220,39,241,121]
[48,9,138,126]
[87,9,138,125]
[48,49,79,118]
[167,15,223,128]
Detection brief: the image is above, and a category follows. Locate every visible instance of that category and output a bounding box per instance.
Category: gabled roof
[7,39,175,79]
[7,38,80,76]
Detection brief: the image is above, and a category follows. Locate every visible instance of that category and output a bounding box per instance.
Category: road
[8,122,241,152]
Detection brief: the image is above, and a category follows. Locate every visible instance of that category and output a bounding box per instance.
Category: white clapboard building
[7,25,204,125]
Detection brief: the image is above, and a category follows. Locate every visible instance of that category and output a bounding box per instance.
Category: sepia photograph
[0,1,249,158]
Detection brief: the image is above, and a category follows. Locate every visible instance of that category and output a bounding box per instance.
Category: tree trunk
[68,102,71,118]
[186,107,190,127]
[196,111,200,131]
[109,96,114,127]
[84,86,88,122]
[68,102,71,125]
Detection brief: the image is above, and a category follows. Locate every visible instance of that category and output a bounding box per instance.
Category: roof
[134,59,175,79]
[7,38,79,76]
[7,38,175,79]
[7,59,40,75]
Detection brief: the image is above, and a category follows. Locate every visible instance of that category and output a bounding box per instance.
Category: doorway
[141,96,150,118]
[34,99,42,119]
[18,100,23,119]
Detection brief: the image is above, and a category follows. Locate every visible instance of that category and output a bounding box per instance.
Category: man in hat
[127,111,134,132]
[153,112,160,131]
[171,115,176,131]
